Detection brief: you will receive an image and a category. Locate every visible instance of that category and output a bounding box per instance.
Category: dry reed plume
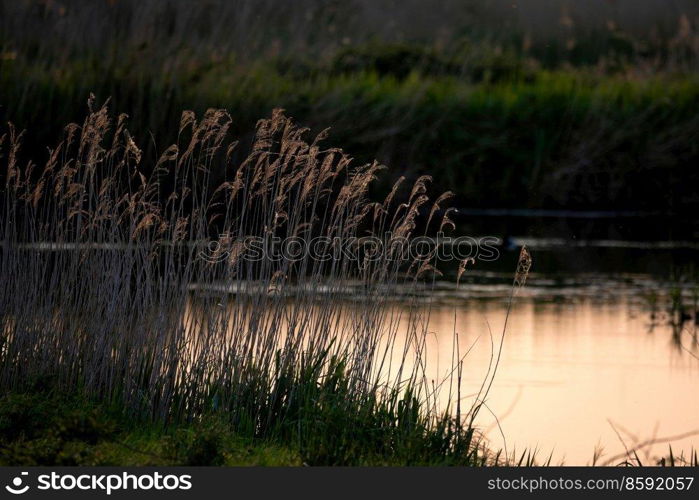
[0,97,531,464]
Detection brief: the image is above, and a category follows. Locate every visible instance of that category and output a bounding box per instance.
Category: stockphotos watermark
[3,470,192,496]
[198,232,501,264]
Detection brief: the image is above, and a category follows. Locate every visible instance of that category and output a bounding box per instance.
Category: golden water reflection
[424,299,698,464]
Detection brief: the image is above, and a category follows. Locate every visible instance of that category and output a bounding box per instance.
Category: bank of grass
[3,1,699,212]
[3,389,696,466]
[2,57,698,213]
[0,391,301,466]
[0,356,497,466]
[0,378,495,466]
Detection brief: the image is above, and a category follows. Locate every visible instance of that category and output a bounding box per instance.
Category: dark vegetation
[2,0,699,213]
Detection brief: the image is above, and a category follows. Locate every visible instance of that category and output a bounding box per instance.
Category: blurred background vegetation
[1,0,698,213]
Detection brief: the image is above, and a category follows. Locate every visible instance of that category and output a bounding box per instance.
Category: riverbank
[2,58,698,215]
[0,384,502,467]
[0,391,300,466]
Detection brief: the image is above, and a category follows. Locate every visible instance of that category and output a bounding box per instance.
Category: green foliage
[2,1,698,213]
[0,392,118,465]
[0,392,301,466]
[2,53,697,213]
[0,385,487,466]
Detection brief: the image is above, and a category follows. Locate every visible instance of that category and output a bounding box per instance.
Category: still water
[423,294,698,465]
[419,217,699,464]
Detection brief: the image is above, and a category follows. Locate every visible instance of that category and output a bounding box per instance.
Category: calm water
[423,208,698,463]
[422,296,698,465]
[424,212,699,464]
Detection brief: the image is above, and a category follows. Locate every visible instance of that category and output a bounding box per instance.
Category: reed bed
[0,99,532,464]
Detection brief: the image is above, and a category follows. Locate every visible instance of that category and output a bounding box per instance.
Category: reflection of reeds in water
[645,266,699,353]
[0,99,532,464]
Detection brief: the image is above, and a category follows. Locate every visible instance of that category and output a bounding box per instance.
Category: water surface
[422,295,698,465]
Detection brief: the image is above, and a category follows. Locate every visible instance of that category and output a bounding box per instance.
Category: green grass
[3,389,695,466]
[2,54,698,213]
[0,367,492,466]
[0,391,300,466]
[3,1,699,214]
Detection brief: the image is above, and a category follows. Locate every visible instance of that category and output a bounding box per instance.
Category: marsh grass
[0,100,536,465]
[2,64,697,215]
[2,2,699,214]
